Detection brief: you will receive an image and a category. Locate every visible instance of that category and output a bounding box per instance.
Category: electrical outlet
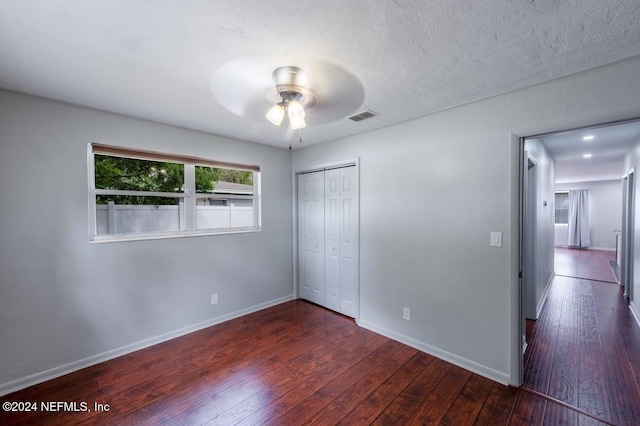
[403,307,411,321]
[211,293,219,305]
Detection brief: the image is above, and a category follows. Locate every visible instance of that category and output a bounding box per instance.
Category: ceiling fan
[210,56,365,144]
[265,66,317,130]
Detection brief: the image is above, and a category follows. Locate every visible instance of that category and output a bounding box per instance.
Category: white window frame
[88,143,261,243]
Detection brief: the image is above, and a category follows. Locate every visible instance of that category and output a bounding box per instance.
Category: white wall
[555,180,622,250]
[292,57,640,385]
[624,137,640,326]
[0,91,293,393]
[524,138,555,317]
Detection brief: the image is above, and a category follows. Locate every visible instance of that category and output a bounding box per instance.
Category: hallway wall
[524,138,556,317]
[624,136,640,326]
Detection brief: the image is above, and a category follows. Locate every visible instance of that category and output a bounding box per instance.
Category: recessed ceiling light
[583,153,592,158]
[583,135,594,141]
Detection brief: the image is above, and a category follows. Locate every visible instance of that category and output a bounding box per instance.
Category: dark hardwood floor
[554,247,617,283]
[2,298,616,425]
[0,284,640,425]
[524,248,640,426]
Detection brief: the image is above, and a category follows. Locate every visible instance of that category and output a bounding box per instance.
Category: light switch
[490,232,502,247]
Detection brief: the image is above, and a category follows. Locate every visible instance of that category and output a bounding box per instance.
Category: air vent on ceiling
[347,110,378,122]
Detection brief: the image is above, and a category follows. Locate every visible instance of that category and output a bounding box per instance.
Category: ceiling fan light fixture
[266,102,286,126]
[287,99,305,119]
[290,116,306,130]
[266,66,314,130]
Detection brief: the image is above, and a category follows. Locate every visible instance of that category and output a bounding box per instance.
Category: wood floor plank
[330,345,418,414]
[577,413,612,425]
[304,402,347,425]
[523,275,567,393]
[219,368,304,423]
[235,381,316,425]
[440,373,495,425]
[313,340,406,402]
[278,342,422,426]
[543,399,578,425]
[303,333,390,392]
[508,391,546,426]
[406,365,473,424]
[274,390,336,426]
[373,357,452,425]
[597,320,640,425]
[473,383,519,426]
[547,323,578,406]
[337,351,432,425]
[547,274,578,407]
[577,281,613,420]
[113,365,292,425]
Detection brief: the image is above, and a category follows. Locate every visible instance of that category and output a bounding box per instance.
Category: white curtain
[567,189,590,247]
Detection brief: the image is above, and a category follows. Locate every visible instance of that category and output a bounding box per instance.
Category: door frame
[512,116,640,386]
[292,158,360,320]
[523,152,538,322]
[621,169,635,301]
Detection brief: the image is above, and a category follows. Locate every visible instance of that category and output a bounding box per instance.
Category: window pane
[196,198,254,230]
[556,193,569,209]
[195,166,253,193]
[556,209,569,224]
[554,193,569,224]
[95,155,184,193]
[195,166,254,230]
[95,196,183,235]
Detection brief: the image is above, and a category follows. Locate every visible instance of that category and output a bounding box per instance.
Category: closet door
[324,169,341,312]
[324,166,359,318]
[338,166,358,318]
[298,171,325,305]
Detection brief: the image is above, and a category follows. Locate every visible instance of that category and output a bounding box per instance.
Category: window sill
[89,227,261,244]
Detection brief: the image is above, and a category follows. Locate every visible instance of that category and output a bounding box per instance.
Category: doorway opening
[519,119,640,423]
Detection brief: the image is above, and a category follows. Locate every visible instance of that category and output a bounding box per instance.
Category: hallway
[524,248,640,425]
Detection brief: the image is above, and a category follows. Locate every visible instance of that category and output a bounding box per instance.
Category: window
[89,144,260,241]
[555,192,569,224]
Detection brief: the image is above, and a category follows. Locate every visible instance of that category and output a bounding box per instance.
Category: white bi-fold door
[298,165,359,318]
[298,170,325,306]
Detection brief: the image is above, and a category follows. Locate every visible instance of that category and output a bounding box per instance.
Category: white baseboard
[630,301,640,329]
[555,245,615,252]
[0,294,295,397]
[536,273,555,318]
[587,246,616,252]
[357,320,510,386]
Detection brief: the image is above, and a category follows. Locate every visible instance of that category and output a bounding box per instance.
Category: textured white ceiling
[539,120,640,183]
[1,1,639,149]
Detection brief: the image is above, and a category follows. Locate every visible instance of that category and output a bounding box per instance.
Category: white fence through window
[96,202,254,235]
